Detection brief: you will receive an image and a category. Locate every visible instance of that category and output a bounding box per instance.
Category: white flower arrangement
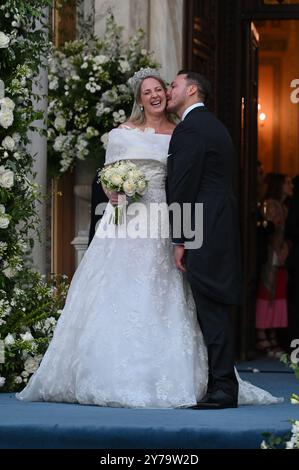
[47,13,158,175]
[0,0,68,392]
[261,420,299,449]
[261,356,299,449]
[0,31,10,49]
[99,160,148,224]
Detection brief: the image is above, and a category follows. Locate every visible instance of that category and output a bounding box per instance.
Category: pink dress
[255,199,288,329]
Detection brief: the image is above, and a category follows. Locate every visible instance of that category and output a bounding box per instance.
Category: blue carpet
[1,367,299,449]
[237,358,291,373]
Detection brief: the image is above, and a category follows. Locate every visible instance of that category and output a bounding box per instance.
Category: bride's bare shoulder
[118,122,137,130]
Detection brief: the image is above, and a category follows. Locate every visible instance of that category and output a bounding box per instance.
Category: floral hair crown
[128,67,161,91]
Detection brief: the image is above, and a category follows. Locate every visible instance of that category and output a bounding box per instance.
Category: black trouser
[191,286,238,400]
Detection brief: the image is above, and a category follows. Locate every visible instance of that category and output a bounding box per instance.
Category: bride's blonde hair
[128,69,176,125]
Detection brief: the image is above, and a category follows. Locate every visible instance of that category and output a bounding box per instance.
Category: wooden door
[239,22,260,358]
[51,1,76,278]
[183,0,218,112]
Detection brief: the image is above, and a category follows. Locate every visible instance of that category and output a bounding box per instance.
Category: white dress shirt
[182,102,205,121]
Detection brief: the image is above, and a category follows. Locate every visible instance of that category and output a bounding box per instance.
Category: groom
[166,70,242,409]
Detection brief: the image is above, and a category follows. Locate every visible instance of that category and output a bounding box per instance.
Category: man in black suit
[166,70,242,409]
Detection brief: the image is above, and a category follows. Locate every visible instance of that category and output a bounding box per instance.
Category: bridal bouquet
[98,160,148,224]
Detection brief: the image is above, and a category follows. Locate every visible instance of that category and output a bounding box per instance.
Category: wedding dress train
[17,128,282,408]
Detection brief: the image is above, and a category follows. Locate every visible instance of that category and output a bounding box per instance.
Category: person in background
[256,161,273,291]
[255,173,293,357]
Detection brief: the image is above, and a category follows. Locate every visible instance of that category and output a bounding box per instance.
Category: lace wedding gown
[17,128,282,408]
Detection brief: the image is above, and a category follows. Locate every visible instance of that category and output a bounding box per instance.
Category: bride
[17,68,282,408]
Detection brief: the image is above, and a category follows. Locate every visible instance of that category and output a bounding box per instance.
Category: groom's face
[166,74,188,114]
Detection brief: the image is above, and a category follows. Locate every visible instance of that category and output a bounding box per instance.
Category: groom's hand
[174,245,186,272]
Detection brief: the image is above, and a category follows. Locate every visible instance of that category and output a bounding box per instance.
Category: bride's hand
[108,191,121,206]
[104,190,121,206]
[174,245,186,272]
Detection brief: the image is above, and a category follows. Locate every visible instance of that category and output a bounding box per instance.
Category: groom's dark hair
[178,70,212,103]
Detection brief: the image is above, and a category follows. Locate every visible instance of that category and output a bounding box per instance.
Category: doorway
[183,0,299,359]
[257,20,299,176]
[252,19,299,356]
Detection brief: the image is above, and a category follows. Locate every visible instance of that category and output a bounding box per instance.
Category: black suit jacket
[167,106,242,305]
[88,175,108,245]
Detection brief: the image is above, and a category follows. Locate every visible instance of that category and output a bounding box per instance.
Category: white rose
[14,376,22,384]
[0,377,6,388]
[24,356,40,374]
[53,135,66,152]
[103,168,113,181]
[54,115,66,131]
[111,174,123,187]
[0,32,10,48]
[0,215,10,229]
[128,169,140,180]
[0,97,15,110]
[1,135,15,151]
[4,334,15,345]
[94,54,109,65]
[0,167,14,188]
[137,179,147,195]
[12,132,21,143]
[20,332,34,342]
[116,165,130,177]
[3,266,15,277]
[49,77,58,90]
[100,132,109,149]
[86,126,99,138]
[0,109,14,128]
[0,204,5,213]
[119,60,130,73]
[123,179,136,197]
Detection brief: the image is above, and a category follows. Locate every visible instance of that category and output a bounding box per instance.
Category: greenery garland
[0,0,67,392]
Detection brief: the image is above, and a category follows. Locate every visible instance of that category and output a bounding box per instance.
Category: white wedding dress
[17,128,282,408]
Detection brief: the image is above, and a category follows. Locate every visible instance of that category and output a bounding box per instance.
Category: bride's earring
[140,106,144,112]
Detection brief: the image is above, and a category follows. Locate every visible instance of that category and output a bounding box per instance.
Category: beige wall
[94,0,184,82]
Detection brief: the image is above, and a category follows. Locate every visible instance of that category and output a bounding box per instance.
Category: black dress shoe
[197,392,211,403]
[190,401,237,410]
[190,389,238,410]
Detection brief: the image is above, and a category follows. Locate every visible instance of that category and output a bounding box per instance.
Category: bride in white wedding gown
[17,70,282,408]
